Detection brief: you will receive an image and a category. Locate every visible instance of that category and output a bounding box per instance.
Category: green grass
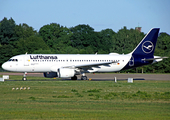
[0,75,170,119]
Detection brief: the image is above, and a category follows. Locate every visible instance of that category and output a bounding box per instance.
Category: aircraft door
[24,55,29,66]
[66,58,70,65]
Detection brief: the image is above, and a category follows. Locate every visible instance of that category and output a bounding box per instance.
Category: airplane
[1,28,168,81]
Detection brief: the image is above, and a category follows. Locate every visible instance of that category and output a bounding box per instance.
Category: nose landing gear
[22,72,27,81]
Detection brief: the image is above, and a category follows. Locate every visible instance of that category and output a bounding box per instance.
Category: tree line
[0,17,170,73]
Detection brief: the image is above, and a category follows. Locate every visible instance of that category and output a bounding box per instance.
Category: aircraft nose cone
[2,62,8,71]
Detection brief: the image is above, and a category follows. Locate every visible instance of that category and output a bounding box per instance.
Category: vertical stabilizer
[131,28,160,57]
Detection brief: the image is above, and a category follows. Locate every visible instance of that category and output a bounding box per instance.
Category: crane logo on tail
[142,41,154,53]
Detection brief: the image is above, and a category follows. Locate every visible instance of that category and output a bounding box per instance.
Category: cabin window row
[32,59,120,62]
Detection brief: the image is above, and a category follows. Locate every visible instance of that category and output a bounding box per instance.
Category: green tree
[39,23,72,49]
[157,33,170,55]
[15,23,37,39]
[0,44,14,67]
[0,17,16,45]
[111,27,144,54]
[15,36,49,54]
[70,24,95,49]
[98,29,116,53]
[32,49,53,54]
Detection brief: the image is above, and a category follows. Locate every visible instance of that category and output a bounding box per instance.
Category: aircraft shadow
[5,78,145,81]
[61,78,145,81]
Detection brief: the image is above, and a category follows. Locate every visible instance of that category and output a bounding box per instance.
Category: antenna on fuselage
[25,52,27,55]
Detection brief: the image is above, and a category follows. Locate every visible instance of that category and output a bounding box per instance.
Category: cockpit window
[8,59,18,62]
[8,59,12,61]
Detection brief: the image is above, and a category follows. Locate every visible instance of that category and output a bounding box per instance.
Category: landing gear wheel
[22,72,27,81]
[22,77,27,81]
[71,75,77,80]
[81,76,87,80]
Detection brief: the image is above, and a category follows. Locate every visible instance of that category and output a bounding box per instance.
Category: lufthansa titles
[30,55,58,59]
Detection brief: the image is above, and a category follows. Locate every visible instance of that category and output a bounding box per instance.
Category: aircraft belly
[33,64,52,72]
[97,65,121,72]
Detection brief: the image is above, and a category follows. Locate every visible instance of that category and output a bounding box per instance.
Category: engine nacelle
[43,72,58,78]
[58,68,75,78]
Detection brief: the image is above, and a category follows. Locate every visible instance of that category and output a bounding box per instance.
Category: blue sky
[0,0,170,34]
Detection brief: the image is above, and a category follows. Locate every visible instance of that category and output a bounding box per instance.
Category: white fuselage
[2,54,132,73]
[1,28,164,80]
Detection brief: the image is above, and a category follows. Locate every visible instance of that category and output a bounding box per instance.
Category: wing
[63,61,116,69]
[75,61,114,69]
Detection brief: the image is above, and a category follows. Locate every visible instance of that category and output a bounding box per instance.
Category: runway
[82,73,170,81]
[0,72,170,80]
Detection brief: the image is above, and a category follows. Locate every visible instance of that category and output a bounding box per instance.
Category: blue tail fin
[131,28,160,57]
[122,28,160,70]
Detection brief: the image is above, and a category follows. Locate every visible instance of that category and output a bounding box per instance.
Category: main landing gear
[22,72,27,81]
[71,75,77,80]
[81,73,88,80]
[71,73,88,80]
[81,76,87,80]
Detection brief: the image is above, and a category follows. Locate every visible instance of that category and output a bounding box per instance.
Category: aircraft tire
[71,75,77,80]
[22,77,27,81]
[81,76,87,80]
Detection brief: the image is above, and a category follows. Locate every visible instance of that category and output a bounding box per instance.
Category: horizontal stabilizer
[142,56,168,63]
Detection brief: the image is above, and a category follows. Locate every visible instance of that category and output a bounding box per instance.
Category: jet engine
[58,68,75,78]
[43,72,58,78]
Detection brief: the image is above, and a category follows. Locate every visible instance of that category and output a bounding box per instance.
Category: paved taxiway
[0,72,170,80]
[82,73,170,81]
